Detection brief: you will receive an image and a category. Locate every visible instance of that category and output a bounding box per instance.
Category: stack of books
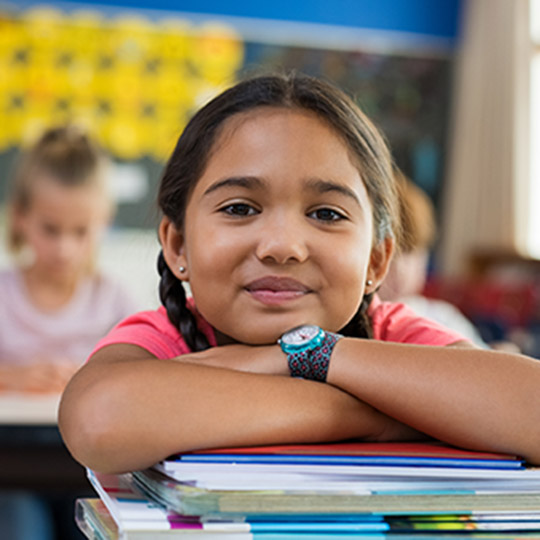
[76,441,540,539]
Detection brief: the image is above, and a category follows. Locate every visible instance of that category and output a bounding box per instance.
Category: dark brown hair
[157,72,400,350]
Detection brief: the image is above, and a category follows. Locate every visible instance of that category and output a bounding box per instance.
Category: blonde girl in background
[60,73,540,475]
[0,125,137,393]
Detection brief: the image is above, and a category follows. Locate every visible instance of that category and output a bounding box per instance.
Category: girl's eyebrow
[202,176,361,207]
[305,178,361,207]
[203,176,266,196]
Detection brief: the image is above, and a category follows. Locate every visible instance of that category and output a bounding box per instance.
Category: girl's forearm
[59,347,411,474]
[327,339,540,464]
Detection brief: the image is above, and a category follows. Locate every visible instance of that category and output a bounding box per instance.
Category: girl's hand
[0,361,77,393]
[175,344,289,376]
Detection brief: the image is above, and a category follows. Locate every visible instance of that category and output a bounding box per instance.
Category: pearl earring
[179,266,186,273]
[366,279,373,287]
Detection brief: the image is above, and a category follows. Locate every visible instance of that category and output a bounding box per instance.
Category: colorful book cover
[132,467,540,518]
[77,496,540,539]
[166,441,523,469]
[83,442,540,537]
[188,441,520,460]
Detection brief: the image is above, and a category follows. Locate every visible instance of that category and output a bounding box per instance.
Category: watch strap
[287,331,342,382]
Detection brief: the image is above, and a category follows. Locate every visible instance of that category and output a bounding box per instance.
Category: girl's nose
[255,214,309,264]
[55,234,80,261]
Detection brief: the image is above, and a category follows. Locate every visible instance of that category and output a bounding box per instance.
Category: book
[182,441,523,464]
[81,441,540,538]
[127,442,540,517]
[83,471,392,537]
[76,498,117,540]
[75,498,253,539]
[155,442,538,494]
[132,466,540,517]
[76,497,540,539]
[84,471,253,538]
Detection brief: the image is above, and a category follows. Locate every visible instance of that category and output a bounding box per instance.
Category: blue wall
[19,0,463,40]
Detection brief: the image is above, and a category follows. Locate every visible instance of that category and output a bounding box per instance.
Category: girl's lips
[247,289,308,305]
[245,276,311,305]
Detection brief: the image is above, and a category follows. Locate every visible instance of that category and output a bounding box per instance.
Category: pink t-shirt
[0,267,137,366]
[368,295,466,346]
[90,295,467,360]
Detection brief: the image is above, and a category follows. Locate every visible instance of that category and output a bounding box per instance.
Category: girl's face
[15,175,109,281]
[162,107,392,344]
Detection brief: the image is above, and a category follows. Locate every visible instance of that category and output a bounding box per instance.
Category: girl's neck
[213,329,240,346]
[21,266,86,312]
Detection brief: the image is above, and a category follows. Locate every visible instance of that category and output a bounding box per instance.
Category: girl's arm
[58,344,421,474]
[163,339,540,464]
[326,339,540,464]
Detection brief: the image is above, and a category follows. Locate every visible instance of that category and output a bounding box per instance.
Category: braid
[157,251,210,352]
[339,292,374,339]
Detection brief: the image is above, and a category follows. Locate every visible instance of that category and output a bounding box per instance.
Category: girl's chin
[213,327,285,347]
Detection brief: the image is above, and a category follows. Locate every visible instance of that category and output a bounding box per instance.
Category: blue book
[169,441,523,470]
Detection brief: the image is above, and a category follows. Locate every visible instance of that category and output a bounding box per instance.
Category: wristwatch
[278,324,342,382]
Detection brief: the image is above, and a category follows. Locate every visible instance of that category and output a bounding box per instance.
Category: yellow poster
[0,6,244,160]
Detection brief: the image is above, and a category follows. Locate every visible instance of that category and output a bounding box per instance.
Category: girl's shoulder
[86,271,139,314]
[0,266,28,307]
[90,299,216,361]
[0,266,20,288]
[368,295,468,346]
[87,271,134,298]
[90,307,188,360]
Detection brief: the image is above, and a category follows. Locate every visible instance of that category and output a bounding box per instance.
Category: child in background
[60,73,540,475]
[0,126,138,540]
[377,169,488,347]
[0,125,137,392]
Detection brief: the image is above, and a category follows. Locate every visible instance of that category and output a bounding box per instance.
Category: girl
[59,73,540,475]
[0,125,137,392]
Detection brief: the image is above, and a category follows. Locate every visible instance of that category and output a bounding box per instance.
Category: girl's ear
[366,236,395,295]
[159,216,189,281]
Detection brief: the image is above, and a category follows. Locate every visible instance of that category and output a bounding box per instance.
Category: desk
[0,392,60,425]
[0,392,92,493]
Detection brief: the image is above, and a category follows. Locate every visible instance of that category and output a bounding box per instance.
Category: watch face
[281,325,321,346]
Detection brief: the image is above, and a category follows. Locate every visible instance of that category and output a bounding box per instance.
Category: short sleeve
[89,307,192,360]
[368,296,469,346]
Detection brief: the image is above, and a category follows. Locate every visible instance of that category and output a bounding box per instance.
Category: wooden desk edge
[0,392,61,425]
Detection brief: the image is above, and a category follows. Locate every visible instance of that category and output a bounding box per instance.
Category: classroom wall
[16,0,463,40]
[0,0,463,310]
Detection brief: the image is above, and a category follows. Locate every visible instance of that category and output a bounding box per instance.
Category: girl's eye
[75,227,88,238]
[220,203,259,217]
[43,223,60,237]
[309,208,346,222]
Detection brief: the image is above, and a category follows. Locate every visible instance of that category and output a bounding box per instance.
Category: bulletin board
[0,5,453,228]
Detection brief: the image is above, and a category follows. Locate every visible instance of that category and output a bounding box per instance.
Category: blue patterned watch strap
[288,332,342,382]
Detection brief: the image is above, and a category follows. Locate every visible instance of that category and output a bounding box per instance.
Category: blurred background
[0,0,462,318]
[0,0,540,354]
[0,0,539,350]
[1,2,540,538]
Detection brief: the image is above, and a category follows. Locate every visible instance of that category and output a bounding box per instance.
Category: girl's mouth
[245,276,311,305]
